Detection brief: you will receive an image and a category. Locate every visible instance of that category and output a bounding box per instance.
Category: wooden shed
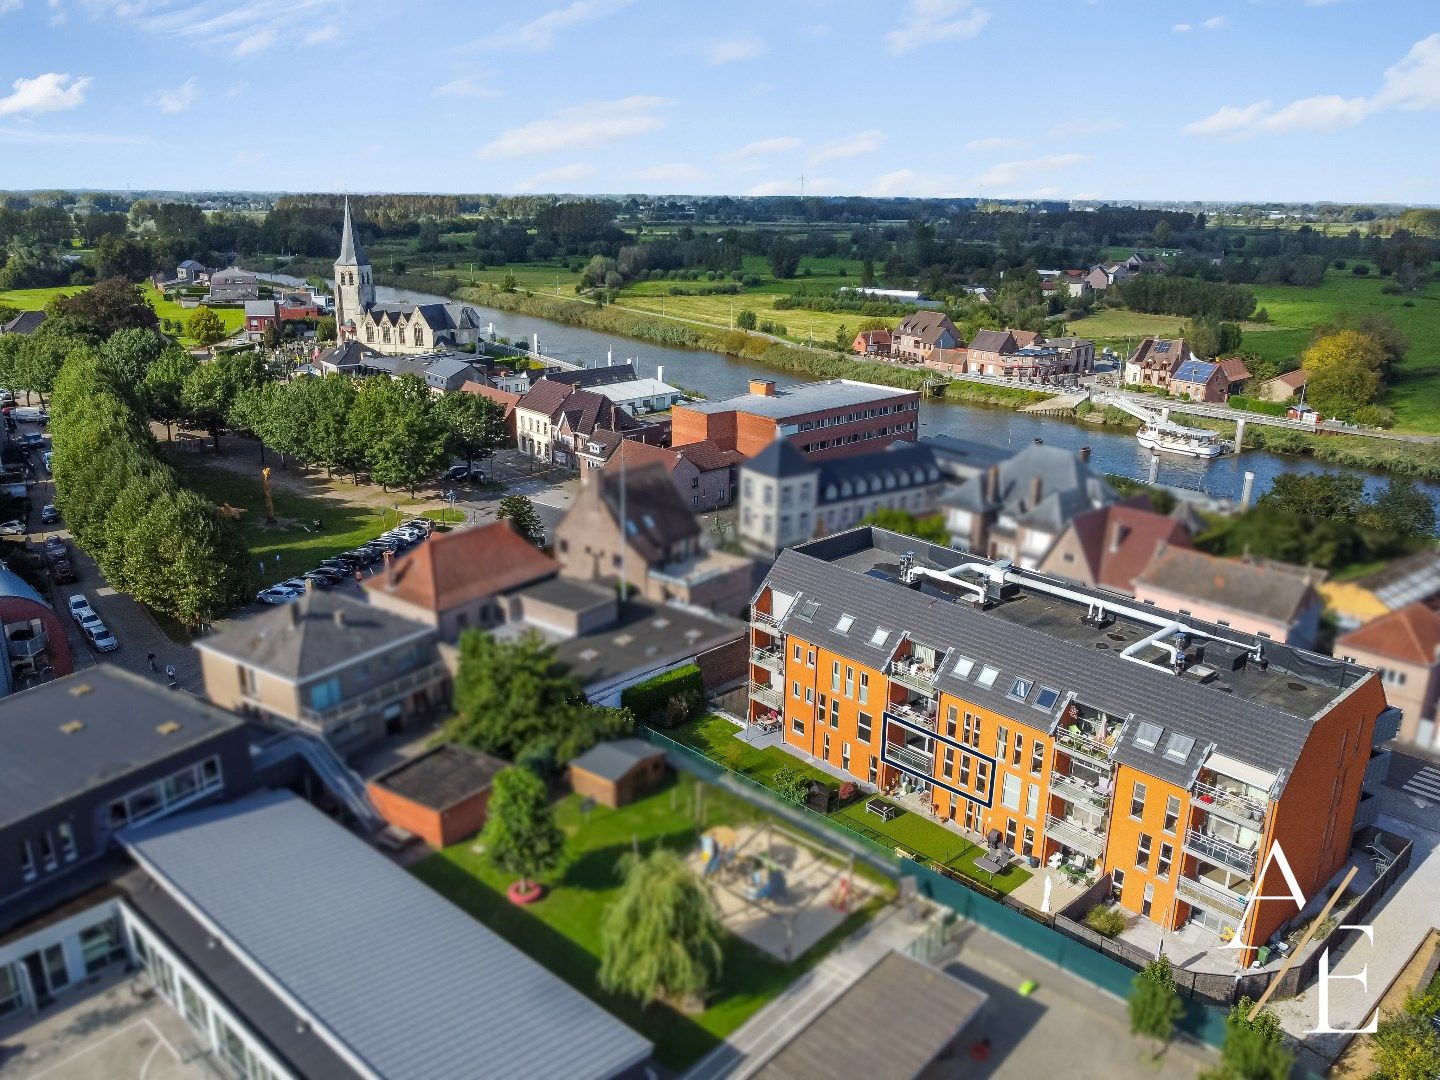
[568,738,667,808]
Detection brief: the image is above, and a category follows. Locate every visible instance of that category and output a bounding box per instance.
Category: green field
[665,714,848,797]
[0,283,246,348]
[412,772,883,1071]
[0,286,83,311]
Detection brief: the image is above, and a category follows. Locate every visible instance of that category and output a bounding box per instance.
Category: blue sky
[0,0,1437,202]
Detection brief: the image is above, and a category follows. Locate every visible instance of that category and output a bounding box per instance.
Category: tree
[496,494,546,547]
[315,315,337,342]
[186,305,226,347]
[1258,471,1365,521]
[436,391,508,472]
[1302,329,1384,419]
[261,318,284,351]
[1313,311,1409,375]
[98,328,170,386]
[446,629,631,765]
[482,766,565,894]
[286,373,360,476]
[142,349,193,439]
[345,374,448,493]
[599,850,724,1007]
[768,238,800,279]
[735,308,757,330]
[1128,957,1183,1052]
[1201,999,1292,1080]
[1359,478,1437,539]
[1371,1010,1440,1080]
[52,276,159,338]
[181,350,269,451]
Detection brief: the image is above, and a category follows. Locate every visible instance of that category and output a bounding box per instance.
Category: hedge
[621,664,705,725]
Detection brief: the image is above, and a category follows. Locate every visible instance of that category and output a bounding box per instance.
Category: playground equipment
[699,826,737,879]
[741,858,784,902]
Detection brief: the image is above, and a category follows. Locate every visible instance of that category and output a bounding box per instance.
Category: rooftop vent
[60,720,85,734]
[156,721,182,735]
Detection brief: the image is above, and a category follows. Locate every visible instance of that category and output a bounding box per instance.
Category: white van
[10,406,48,423]
[43,450,53,473]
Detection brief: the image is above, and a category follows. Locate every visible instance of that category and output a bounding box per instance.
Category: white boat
[1136,418,1228,458]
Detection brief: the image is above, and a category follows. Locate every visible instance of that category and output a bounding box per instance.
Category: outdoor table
[975,855,1006,875]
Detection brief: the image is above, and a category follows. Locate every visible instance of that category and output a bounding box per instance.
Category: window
[1005,819,1017,848]
[1013,734,1023,767]
[857,712,872,743]
[1131,781,1147,820]
[1133,721,1164,752]
[80,918,126,975]
[954,656,975,679]
[841,741,851,771]
[1034,686,1060,711]
[959,755,971,786]
[832,662,840,692]
[793,644,802,662]
[946,706,958,738]
[807,649,815,668]
[20,839,35,882]
[858,672,869,704]
[58,822,76,861]
[870,628,890,648]
[793,680,802,699]
[1136,832,1152,869]
[868,756,878,784]
[1008,677,1033,701]
[835,614,854,633]
[1030,740,1044,774]
[1163,732,1196,763]
[962,712,974,744]
[1141,883,1154,918]
[996,726,1009,759]
[792,715,805,736]
[823,732,831,759]
[39,831,56,871]
[943,746,955,778]
[1164,795,1181,833]
[830,699,840,727]
[845,666,855,697]
[1022,826,1035,858]
[1157,843,1174,879]
[1001,773,1021,811]
[976,761,989,794]
[1026,782,1039,819]
[309,677,342,711]
[238,665,258,696]
[804,687,814,705]
[976,666,999,689]
[1111,868,1125,901]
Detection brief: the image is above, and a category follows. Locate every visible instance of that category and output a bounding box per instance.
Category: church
[334,198,482,356]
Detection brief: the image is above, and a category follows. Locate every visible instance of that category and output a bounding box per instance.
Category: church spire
[338,195,368,265]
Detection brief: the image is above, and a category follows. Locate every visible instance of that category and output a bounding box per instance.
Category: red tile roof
[364,521,557,612]
[459,381,520,416]
[673,440,745,472]
[1056,503,1193,594]
[1337,602,1440,666]
[1218,357,1252,383]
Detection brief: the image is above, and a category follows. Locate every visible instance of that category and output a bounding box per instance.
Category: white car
[78,611,105,635]
[87,624,118,652]
[256,586,302,605]
[68,594,93,621]
[0,520,25,535]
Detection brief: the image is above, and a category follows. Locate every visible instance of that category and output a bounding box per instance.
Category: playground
[691,821,877,962]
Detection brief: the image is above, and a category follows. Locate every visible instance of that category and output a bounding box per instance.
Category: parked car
[42,450,52,473]
[50,556,76,584]
[68,594,91,620]
[10,406,48,423]
[20,432,47,448]
[78,611,105,635]
[256,586,301,605]
[347,547,379,566]
[86,623,118,652]
[43,536,67,559]
[279,577,309,594]
[442,465,486,484]
[302,569,341,589]
[39,504,59,524]
[0,520,25,535]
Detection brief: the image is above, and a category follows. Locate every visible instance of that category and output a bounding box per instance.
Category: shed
[367,743,506,848]
[568,738,667,808]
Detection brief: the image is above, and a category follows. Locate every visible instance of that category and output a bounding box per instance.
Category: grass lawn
[411,773,884,1071]
[144,283,245,346]
[0,285,82,311]
[666,714,844,796]
[162,450,411,586]
[831,798,1031,895]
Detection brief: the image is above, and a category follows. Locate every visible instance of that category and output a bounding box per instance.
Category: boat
[1135,417,1228,458]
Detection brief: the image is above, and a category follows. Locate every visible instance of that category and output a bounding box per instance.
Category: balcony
[1049,772,1109,810]
[1190,779,1267,828]
[298,660,450,733]
[1045,814,1106,857]
[887,699,937,730]
[1177,871,1249,916]
[752,608,780,628]
[889,659,940,696]
[1182,827,1258,877]
[887,742,934,775]
[749,681,783,711]
[750,647,784,675]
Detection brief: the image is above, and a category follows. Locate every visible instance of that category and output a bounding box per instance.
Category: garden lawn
[411,774,883,1071]
[831,797,1031,896]
[665,714,844,796]
[144,283,245,346]
[0,285,84,311]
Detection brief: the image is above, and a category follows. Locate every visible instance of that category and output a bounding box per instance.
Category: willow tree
[600,850,723,1008]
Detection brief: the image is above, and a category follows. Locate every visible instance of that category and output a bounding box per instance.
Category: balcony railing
[1190,779,1267,827]
[887,700,937,730]
[1177,872,1249,916]
[1045,814,1106,857]
[1054,725,1118,766]
[749,682,783,710]
[1182,827,1258,877]
[887,742,934,775]
[888,660,940,696]
[1049,772,1109,810]
[752,609,780,627]
[750,647,784,674]
[298,660,450,732]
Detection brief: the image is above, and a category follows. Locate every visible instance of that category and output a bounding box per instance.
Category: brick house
[1336,602,1440,750]
[243,300,279,342]
[1169,359,1231,403]
[892,312,961,362]
[1038,503,1194,595]
[1124,337,1192,389]
[852,329,893,356]
[602,437,742,512]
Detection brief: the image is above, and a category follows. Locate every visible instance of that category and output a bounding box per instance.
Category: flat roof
[588,378,680,399]
[752,951,985,1080]
[0,667,244,828]
[124,791,651,1080]
[678,379,915,419]
[516,575,618,612]
[373,744,507,811]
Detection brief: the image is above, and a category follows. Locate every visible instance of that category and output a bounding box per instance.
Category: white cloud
[234,27,276,55]
[706,34,766,65]
[633,162,710,184]
[743,176,836,196]
[85,0,344,54]
[1185,33,1440,139]
[224,81,247,99]
[964,135,1029,151]
[0,72,90,117]
[885,0,988,55]
[148,75,200,113]
[435,76,500,100]
[1202,15,1228,29]
[1048,117,1122,138]
[515,162,596,192]
[718,135,801,162]
[863,170,958,197]
[0,0,21,15]
[808,129,885,165]
[303,23,337,44]
[0,126,150,144]
[479,96,666,159]
[473,0,632,51]
[972,153,1088,192]
[1174,22,1191,32]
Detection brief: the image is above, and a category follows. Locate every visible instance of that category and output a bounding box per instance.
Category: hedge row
[622,664,705,725]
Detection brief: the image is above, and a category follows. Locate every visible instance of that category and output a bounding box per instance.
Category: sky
[0,0,1437,203]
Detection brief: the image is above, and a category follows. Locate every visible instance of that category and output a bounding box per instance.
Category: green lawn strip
[411,775,882,1071]
[666,714,841,794]
[0,286,81,310]
[144,283,245,346]
[162,451,400,585]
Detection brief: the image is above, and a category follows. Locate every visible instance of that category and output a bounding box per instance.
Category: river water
[271,275,1440,512]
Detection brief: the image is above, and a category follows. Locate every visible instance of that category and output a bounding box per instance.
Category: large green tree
[1358,478,1437,539]
[482,766,566,893]
[1302,329,1385,419]
[1371,1009,1440,1080]
[436,390,508,472]
[1200,999,1292,1080]
[98,327,170,387]
[142,349,193,440]
[186,305,227,347]
[180,350,270,451]
[496,494,546,547]
[1128,957,1183,1052]
[51,276,159,338]
[600,850,724,1007]
[345,374,448,493]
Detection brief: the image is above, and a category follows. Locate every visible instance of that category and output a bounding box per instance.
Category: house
[540,362,639,389]
[1217,357,1252,395]
[196,591,449,758]
[367,744,506,848]
[892,311,961,362]
[514,378,649,472]
[1336,602,1440,751]
[0,561,74,693]
[276,291,323,321]
[747,526,1393,963]
[964,330,1094,382]
[671,379,920,463]
[941,443,1116,567]
[1084,262,1134,292]
[206,267,260,304]
[553,462,755,616]
[1321,550,1440,632]
[420,353,484,395]
[1133,548,1323,647]
[243,299,279,341]
[852,329,893,356]
[568,738,667,808]
[363,520,559,643]
[0,310,47,336]
[1060,270,1093,300]
[315,339,381,375]
[1038,503,1194,595]
[1260,369,1308,403]
[737,439,944,555]
[588,371,686,415]
[1124,336,1191,389]
[602,437,741,512]
[176,259,207,283]
[1169,358,1230,403]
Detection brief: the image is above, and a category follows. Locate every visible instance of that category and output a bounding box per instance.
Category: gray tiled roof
[940,442,1115,529]
[815,443,940,505]
[124,791,651,1080]
[570,737,664,782]
[743,438,816,480]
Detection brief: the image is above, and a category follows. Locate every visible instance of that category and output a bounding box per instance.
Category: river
[269,275,1440,512]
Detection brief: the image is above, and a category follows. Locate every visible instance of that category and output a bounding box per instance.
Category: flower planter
[507,881,545,905]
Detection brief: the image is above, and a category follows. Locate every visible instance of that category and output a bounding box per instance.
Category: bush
[1352,403,1397,428]
[622,664,705,727]
[1352,263,1370,275]
[735,309,757,330]
[1086,906,1127,938]
[837,781,857,803]
[771,766,812,804]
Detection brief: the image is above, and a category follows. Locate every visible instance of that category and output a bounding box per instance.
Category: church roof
[338,197,369,266]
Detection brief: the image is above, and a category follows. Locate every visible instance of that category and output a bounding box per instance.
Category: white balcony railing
[1054,725,1118,765]
[1177,872,1249,916]
[1182,827,1258,877]
[750,647,784,674]
[1190,779,1267,827]
[1049,772,1109,810]
[887,742,934,775]
[888,660,939,696]
[1044,814,1106,857]
[749,681,783,710]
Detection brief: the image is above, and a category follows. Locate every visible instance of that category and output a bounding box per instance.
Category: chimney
[656,365,664,384]
[1078,445,1091,463]
[287,603,300,628]
[1029,475,1043,507]
[749,379,777,397]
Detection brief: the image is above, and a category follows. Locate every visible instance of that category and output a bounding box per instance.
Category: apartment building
[747,528,1393,963]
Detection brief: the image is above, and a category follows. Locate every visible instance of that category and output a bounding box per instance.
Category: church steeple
[337,195,368,266]
[334,195,374,335]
